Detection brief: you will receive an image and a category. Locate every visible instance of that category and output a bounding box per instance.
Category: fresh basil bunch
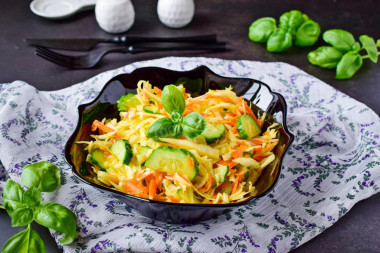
[249,10,321,52]
[1,161,77,253]
[147,85,207,141]
[308,29,380,79]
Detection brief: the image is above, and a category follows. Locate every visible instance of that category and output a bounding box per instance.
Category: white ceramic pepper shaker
[157,0,195,28]
[95,0,135,33]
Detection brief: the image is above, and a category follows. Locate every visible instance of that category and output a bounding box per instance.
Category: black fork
[36,43,227,69]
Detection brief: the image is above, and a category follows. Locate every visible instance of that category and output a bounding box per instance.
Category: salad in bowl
[65,66,293,223]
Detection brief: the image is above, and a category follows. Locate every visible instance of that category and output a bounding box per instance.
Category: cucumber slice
[135,146,151,164]
[145,145,199,180]
[143,105,161,114]
[237,115,262,139]
[117,93,141,112]
[91,149,108,171]
[110,139,133,165]
[202,123,225,144]
[214,165,229,185]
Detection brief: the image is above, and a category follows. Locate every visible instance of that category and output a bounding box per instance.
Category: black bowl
[64,66,294,223]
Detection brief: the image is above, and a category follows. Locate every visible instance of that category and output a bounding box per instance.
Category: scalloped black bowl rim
[64,65,294,208]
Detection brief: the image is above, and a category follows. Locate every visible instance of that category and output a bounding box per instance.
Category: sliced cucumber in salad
[91,149,108,171]
[214,165,229,185]
[143,105,161,114]
[135,145,151,164]
[145,145,199,180]
[236,115,261,139]
[202,123,225,144]
[117,93,141,112]
[110,139,133,165]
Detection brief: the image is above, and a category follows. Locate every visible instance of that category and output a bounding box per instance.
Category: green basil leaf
[147,117,183,140]
[248,17,277,43]
[171,110,183,124]
[161,85,186,115]
[279,12,290,30]
[279,10,305,33]
[308,46,343,69]
[3,179,26,216]
[288,10,305,31]
[336,52,363,79]
[295,19,321,47]
[35,203,77,244]
[377,39,380,48]
[21,161,61,192]
[183,112,207,140]
[267,29,293,52]
[351,42,361,52]
[1,226,46,253]
[11,207,34,227]
[23,186,41,207]
[359,35,378,63]
[323,29,356,52]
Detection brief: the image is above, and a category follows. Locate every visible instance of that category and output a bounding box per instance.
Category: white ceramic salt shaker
[95,0,135,33]
[157,0,195,28]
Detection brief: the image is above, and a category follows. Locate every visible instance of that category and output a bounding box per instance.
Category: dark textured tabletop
[1,0,379,252]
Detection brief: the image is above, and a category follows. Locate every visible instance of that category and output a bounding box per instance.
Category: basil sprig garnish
[147,85,207,141]
[1,161,77,253]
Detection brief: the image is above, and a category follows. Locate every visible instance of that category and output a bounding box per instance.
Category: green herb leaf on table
[267,29,293,52]
[248,17,277,43]
[23,186,42,207]
[336,51,363,79]
[35,203,77,244]
[147,117,183,140]
[248,10,321,52]
[308,46,343,69]
[1,161,77,253]
[21,161,61,192]
[295,20,321,47]
[1,225,46,253]
[183,112,207,140]
[161,85,186,114]
[323,29,356,52]
[10,207,34,227]
[359,35,378,63]
[308,28,380,79]
[3,179,26,216]
[280,10,305,33]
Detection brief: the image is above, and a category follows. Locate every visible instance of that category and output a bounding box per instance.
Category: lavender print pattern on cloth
[0,57,379,253]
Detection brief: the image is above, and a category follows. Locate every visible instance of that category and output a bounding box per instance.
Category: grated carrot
[231,144,248,159]
[91,120,116,134]
[199,173,213,192]
[153,86,162,96]
[148,179,157,200]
